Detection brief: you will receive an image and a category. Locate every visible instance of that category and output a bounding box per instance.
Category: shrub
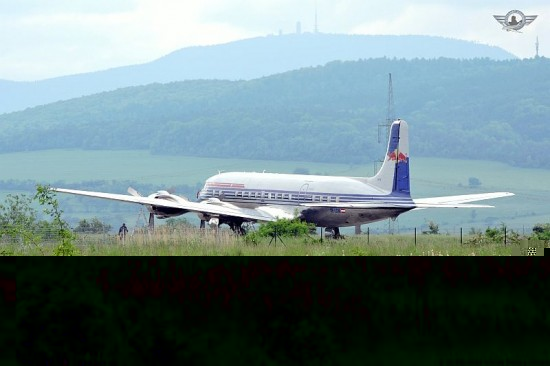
[422,221,439,235]
[74,218,112,234]
[253,219,315,238]
[532,223,550,241]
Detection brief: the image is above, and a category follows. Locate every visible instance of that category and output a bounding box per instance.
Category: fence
[0,223,542,246]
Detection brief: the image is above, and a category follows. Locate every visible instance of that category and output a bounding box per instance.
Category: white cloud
[0,0,548,80]
[350,3,549,59]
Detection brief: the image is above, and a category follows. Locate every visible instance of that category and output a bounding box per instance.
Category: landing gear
[325,227,343,239]
[200,215,248,235]
[229,221,247,236]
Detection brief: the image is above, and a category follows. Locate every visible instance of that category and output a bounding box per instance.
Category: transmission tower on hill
[376,73,398,234]
[378,73,395,144]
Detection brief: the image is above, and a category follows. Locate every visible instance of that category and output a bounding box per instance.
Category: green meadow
[1,149,549,233]
[3,228,526,257]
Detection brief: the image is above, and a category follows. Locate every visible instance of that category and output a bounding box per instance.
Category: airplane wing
[53,188,278,222]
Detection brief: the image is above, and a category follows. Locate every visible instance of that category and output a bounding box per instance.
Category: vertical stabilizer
[368,120,410,196]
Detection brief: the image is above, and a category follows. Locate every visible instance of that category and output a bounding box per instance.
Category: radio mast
[378,73,394,143]
[376,73,398,234]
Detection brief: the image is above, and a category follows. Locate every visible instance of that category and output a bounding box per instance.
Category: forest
[0,57,549,168]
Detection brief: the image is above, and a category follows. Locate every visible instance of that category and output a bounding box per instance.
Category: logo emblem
[387,149,408,163]
[493,10,537,32]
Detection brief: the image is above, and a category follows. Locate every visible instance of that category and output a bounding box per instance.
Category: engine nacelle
[146,191,189,218]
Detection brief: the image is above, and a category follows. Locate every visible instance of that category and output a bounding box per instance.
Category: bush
[532,223,550,241]
[253,219,315,239]
[465,224,521,246]
[422,221,439,235]
[74,218,112,234]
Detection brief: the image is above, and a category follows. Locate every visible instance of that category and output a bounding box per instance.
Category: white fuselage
[197,172,412,227]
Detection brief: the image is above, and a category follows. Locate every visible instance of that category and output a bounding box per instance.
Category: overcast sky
[1,0,548,81]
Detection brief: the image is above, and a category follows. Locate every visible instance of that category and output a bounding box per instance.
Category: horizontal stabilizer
[414,192,514,207]
[302,192,514,210]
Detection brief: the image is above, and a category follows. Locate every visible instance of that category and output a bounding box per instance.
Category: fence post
[367,227,370,244]
[504,226,506,246]
[460,227,463,245]
[414,227,417,247]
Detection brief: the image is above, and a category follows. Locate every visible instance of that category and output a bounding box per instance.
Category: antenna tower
[314,0,319,33]
[133,207,149,235]
[375,74,395,174]
[378,73,394,144]
[375,73,398,234]
[536,36,539,58]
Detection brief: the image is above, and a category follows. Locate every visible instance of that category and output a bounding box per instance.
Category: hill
[0,57,548,169]
[0,34,516,113]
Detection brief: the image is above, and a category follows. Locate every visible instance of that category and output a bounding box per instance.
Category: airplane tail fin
[368,119,410,196]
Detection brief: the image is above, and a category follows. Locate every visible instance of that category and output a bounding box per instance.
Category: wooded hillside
[1,57,548,168]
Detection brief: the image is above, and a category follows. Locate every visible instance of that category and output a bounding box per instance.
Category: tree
[532,223,550,241]
[422,221,440,235]
[74,218,112,234]
[468,177,482,188]
[35,185,77,256]
[0,194,39,245]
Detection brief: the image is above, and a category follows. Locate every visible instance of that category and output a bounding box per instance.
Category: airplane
[53,120,514,236]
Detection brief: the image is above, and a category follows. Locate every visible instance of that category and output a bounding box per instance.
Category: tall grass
[4,228,517,256]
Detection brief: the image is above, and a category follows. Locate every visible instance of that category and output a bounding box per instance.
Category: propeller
[127,187,142,197]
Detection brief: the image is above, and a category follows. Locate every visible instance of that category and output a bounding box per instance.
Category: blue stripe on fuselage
[198,187,414,206]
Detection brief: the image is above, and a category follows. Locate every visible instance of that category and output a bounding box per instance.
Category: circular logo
[504,10,526,30]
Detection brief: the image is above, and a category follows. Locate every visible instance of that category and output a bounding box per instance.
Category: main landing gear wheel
[229,222,247,236]
[325,227,343,239]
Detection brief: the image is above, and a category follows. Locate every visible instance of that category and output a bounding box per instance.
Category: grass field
[1,149,549,233]
[3,226,532,256]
